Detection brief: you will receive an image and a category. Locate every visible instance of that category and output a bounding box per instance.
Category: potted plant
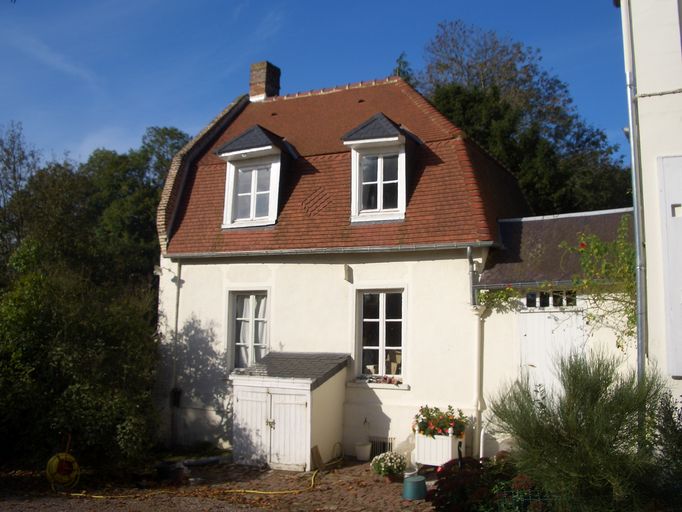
[371,452,407,482]
[413,405,468,466]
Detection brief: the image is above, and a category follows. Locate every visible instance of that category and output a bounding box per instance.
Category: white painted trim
[217,145,278,161]
[343,136,403,147]
[500,207,633,223]
[222,154,281,229]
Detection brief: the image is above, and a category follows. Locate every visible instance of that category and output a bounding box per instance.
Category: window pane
[254,345,266,364]
[256,168,270,192]
[383,182,398,209]
[236,320,250,343]
[362,183,377,210]
[236,295,250,318]
[526,292,537,308]
[363,293,380,319]
[362,349,379,374]
[255,193,269,217]
[383,154,398,181]
[254,321,266,344]
[360,155,378,182]
[254,295,267,318]
[385,293,402,319]
[237,169,252,194]
[385,349,402,375]
[362,321,379,346]
[552,291,564,307]
[386,321,402,347]
[236,195,251,219]
[539,292,550,308]
[566,290,577,306]
[235,346,249,368]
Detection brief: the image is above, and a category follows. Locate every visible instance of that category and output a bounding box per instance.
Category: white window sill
[222,218,275,229]
[351,211,405,224]
[347,380,410,391]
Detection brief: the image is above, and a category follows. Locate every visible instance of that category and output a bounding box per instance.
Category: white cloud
[75,126,140,161]
[3,29,98,87]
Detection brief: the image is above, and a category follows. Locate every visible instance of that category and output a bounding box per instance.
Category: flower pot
[414,432,465,466]
[355,442,372,461]
[384,473,403,483]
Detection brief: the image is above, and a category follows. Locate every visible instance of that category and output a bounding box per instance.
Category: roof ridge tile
[263,76,401,102]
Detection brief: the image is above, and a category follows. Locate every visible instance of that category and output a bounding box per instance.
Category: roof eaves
[157,94,249,254]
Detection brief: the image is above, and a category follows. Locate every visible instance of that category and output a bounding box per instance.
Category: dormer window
[216,125,296,229]
[342,113,410,223]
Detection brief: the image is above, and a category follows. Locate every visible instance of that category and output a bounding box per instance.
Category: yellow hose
[63,465,332,499]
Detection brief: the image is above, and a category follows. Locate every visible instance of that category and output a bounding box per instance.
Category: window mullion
[377,155,384,211]
[250,170,257,219]
[379,292,386,375]
[249,293,256,365]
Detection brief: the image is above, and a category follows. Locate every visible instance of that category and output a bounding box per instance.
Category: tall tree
[423,20,631,214]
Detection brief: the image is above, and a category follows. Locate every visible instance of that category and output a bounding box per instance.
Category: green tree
[424,20,631,215]
[393,51,416,87]
[0,124,189,465]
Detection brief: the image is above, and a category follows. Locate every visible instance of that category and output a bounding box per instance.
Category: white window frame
[228,290,269,369]
[356,289,405,379]
[220,148,281,229]
[345,137,406,223]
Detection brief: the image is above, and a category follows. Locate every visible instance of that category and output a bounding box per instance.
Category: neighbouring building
[616,0,682,391]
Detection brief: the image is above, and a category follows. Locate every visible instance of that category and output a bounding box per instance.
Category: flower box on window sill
[414,432,465,467]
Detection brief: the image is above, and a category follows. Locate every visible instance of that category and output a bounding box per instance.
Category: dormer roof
[341,113,404,142]
[215,124,284,155]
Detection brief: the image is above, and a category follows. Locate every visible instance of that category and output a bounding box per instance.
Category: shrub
[370,452,406,476]
[429,453,548,511]
[654,392,682,501]
[489,351,664,511]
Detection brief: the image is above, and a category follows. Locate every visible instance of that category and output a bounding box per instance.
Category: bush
[370,452,406,476]
[654,392,682,501]
[490,351,664,511]
[429,453,548,511]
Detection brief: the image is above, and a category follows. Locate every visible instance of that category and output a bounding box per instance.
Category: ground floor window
[525,289,576,309]
[359,290,403,378]
[233,292,268,368]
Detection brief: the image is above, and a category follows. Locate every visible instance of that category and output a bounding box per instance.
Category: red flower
[578,241,587,251]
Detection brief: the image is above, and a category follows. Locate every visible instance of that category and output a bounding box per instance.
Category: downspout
[468,247,487,459]
[620,0,648,383]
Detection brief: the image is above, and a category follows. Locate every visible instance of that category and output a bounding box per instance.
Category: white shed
[229,352,349,471]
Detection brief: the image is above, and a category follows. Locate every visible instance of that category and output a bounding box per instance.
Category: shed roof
[231,352,349,390]
[478,208,633,288]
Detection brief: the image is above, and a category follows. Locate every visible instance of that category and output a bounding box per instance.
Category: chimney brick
[249,61,281,101]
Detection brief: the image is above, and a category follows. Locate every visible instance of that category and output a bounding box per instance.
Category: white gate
[519,310,585,392]
[233,387,308,470]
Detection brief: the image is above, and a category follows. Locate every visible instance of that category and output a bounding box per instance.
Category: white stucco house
[155,62,631,468]
[616,0,682,394]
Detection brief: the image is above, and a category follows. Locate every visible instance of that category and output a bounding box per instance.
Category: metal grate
[369,436,395,457]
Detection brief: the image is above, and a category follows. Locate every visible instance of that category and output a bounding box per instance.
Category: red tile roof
[159,77,530,256]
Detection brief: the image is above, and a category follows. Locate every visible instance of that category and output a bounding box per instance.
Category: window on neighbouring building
[359,291,403,377]
[233,292,268,368]
[524,290,577,309]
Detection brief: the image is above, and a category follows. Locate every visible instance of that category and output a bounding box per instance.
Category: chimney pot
[250,61,281,101]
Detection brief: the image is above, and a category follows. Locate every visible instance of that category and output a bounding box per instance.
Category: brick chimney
[249,61,281,101]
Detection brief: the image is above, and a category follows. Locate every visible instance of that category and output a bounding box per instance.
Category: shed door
[232,386,308,470]
[519,311,585,392]
[232,388,269,465]
[269,392,308,470]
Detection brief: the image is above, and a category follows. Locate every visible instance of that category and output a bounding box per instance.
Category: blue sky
[1,1,629,163]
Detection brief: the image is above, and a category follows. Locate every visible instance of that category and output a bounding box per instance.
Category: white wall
[157,251,481,452]
[626,0,682,391]
[311,368,346,464]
